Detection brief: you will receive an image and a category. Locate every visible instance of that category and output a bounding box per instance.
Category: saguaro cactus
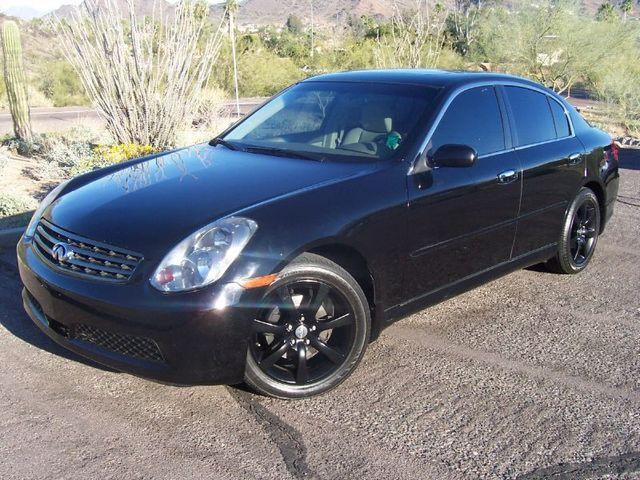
[1,21,32,141]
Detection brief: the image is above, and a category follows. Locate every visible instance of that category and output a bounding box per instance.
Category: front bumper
[17,238,265,385]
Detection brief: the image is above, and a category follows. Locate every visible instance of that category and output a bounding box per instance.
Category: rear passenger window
[548,98,571,138]
[429,86,505,157]
[505,87,556,146]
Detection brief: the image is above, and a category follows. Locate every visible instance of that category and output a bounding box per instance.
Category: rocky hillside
[49,0,636,26]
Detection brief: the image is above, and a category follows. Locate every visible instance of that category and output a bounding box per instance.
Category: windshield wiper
[209,137,242,151]
[244,145,324,162]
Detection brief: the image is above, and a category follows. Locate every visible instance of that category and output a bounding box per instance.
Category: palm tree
[225,0,241,116]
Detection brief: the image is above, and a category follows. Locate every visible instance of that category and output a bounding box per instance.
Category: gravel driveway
[1,151,639,480]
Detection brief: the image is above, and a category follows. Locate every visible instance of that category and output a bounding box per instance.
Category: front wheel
[547,187,601,274]
[244,253,371,399]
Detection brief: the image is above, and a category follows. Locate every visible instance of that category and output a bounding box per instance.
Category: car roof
[304,69,543,91]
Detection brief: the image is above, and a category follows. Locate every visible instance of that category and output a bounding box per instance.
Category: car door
[502,86,586,257]
[404,85,522,301]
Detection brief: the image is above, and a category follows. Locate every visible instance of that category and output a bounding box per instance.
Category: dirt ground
[0,150,639,479]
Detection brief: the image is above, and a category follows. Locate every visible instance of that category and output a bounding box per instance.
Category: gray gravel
[1,151,639,480]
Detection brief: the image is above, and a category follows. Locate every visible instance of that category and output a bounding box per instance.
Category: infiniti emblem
[51,242,73,262]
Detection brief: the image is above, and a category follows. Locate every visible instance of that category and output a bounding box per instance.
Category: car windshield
[222,81,441,162]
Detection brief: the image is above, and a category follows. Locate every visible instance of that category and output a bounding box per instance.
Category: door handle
[497,169,518,184]
[567,153,582,165]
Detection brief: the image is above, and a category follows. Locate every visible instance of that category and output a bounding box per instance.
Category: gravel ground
[1,151,639,480]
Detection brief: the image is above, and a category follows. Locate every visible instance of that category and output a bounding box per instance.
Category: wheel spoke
[260,340,289,369]
[573,241,582,261]
[583,227,597,238]
[303,284,329,317]
[252,319,285,335]
[310,337,345,364]
[570,237,578,253]
[579,205,588,224]
[274,286,297,321]
[296,344,308,383]
[317,313,353,332]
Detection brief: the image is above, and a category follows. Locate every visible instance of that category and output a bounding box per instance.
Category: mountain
[2,6,43,19]
[47,0,639,25]
[231,0,398,25]
[50,0,174,19]
[213,0,635,27]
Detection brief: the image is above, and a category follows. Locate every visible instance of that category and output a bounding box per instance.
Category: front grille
[75,324,164,362]
[26,290,163,363]
[33,219,143,282]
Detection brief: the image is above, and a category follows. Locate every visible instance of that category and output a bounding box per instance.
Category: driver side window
[429,86,505,158]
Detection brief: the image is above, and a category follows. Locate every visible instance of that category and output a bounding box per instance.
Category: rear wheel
[244,253,370,399]
[547,187,600,274]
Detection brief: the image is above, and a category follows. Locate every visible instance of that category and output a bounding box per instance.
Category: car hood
[46,144,376,257]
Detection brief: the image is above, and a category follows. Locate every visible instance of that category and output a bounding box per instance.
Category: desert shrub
[26,86,53,108]
[93,144,155,164]
[37,60,88,107]
[177,86,234,146]
[69,143,158,176]
[0,193,37,228]
[55,1,226,149]
[594,66,640,137]
[3,135,44,157]
[238,50,304,96]
[38,136,93,179]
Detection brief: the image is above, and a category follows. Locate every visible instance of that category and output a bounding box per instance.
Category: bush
[0,193,37,229]
[69,143,158,176]
[38,132,95,178]
[3,135,44,157]
[37,60,88,107]
[93,144,155,164]
[238,50,304,96]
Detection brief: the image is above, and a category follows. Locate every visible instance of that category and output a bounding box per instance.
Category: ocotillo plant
[1,21,33,142]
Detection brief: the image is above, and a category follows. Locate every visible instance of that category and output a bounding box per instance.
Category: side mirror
[432,144,477,168]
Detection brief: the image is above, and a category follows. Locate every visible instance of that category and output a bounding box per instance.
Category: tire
[547,187,601,274]
[244,253,371,399]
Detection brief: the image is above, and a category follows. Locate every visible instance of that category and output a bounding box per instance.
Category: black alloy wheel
[569,198,598,266]
[547,187,601,274]
[244,253,370,398]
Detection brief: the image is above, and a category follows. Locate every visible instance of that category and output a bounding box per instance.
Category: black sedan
[17,70,619,398]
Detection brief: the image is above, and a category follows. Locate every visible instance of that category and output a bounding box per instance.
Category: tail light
[607,141,620,163]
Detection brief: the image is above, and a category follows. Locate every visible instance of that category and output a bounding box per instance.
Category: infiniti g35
[17,70,619,398]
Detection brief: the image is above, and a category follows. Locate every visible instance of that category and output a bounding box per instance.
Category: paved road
[0,100,265,135]
[1,151,639,479]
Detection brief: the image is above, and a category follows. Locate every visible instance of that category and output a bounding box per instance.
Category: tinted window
[549,98,571,138]
[429,86,505,157]
[505,87,556,146]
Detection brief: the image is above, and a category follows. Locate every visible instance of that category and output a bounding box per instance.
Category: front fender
[222,160,410,311]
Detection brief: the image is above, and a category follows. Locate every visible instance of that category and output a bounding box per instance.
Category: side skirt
[382,243,557,327]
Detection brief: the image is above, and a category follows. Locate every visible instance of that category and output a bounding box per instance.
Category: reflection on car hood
[45,144,375,257]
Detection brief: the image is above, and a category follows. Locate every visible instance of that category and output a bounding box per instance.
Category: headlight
[24,180,70,239]
[151,217,258,292]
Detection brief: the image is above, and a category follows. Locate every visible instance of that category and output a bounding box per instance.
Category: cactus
[1,21,32,141]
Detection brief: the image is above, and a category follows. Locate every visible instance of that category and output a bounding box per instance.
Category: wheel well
[307,244,378,329]
[583,181,606,232]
